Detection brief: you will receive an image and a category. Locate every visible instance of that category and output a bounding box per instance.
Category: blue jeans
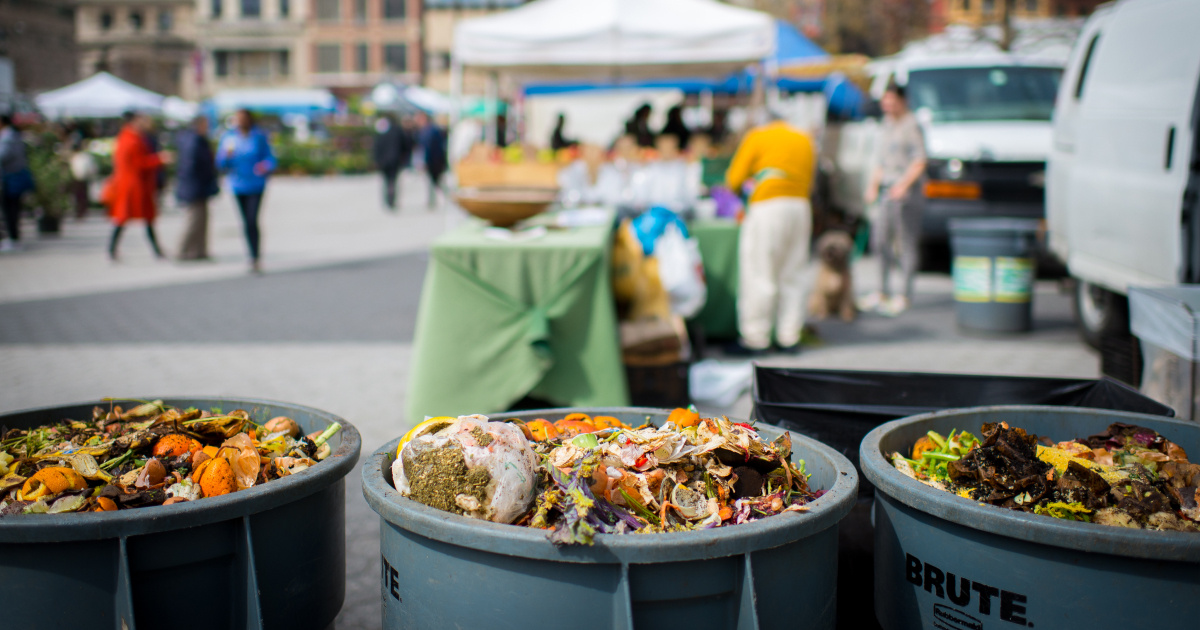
[235,192,263,261]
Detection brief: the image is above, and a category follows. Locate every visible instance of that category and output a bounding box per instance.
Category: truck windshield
[906,67,1062,122]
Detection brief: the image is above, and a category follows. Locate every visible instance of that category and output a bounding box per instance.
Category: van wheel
[1073,279,1129,348]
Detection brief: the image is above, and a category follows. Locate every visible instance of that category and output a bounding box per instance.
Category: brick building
[305,0,422,96]
[0,0,78,95]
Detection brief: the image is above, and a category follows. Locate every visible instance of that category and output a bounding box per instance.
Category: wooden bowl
[454,187,558,228]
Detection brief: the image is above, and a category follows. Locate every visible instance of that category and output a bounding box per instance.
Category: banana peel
[1036,445,1128,485]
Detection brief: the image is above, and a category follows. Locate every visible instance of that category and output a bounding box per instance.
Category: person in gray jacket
[0,115,31,251]
[174,115,219,260]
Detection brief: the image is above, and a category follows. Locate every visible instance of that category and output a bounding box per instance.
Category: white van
[1046,0,1200,345]
[870,54,1063,251]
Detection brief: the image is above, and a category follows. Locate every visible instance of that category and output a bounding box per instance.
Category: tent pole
[450,58,464,130]
[485,71,499,146]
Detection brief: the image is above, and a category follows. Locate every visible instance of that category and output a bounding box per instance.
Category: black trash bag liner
[752,367,1173,498]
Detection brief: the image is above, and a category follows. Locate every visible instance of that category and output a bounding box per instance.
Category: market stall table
[406,213,630,420]
[689,217,741,340]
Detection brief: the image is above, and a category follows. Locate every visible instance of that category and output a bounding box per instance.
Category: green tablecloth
[689,218,741,340]
[406,216,630,421]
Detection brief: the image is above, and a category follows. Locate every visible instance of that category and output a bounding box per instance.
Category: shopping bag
[654,222,707,318]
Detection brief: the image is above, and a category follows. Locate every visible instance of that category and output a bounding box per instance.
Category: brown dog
[808,230,857,322]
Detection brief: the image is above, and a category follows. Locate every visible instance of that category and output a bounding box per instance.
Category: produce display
[392,409,824,545]
[890,421,1200,531]
[0,400,341,516]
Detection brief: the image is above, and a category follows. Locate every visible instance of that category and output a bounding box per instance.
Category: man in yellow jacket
[725,115,816,353]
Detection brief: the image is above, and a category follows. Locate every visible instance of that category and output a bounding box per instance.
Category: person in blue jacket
[217,108,276,273]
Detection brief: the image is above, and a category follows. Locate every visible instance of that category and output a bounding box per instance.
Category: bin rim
[0,396,361,543]
[947,217,1042,233]
[860,405,1200,561]
[362,407,858,565]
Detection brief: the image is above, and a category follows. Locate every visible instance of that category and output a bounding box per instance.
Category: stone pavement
[0,173,1098,629]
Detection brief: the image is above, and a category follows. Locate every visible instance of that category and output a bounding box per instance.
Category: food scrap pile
[891,421,1200,532]
[392,408,824,545]
[0,401,341,516]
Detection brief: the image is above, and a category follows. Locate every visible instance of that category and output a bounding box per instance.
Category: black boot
[108,225,124,261]
[146,225,165,259]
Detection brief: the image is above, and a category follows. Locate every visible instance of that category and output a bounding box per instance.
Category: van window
[907,66,1061,123]
[1073,34,1100,100]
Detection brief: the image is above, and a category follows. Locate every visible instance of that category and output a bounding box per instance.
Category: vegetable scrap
[392,409,824,545]
[890,421,1200,532]
[0,400,342,516]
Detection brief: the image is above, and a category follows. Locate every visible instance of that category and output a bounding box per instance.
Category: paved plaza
[0,174,1098,629]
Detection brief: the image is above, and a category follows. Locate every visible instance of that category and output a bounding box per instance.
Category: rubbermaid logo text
[934,604,983,630]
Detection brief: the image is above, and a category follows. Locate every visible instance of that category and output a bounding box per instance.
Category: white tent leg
[485,71,499,146]
[450,59,464,129]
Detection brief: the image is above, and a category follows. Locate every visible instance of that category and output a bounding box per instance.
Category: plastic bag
[654,222,707,318]
[689,359,754,407]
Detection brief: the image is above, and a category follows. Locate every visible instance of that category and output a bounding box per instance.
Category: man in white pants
[725,115,817,354]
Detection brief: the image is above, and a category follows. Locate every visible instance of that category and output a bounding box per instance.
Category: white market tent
[452,0,775,141]
[454,0,776,78]
[36,72,164,119]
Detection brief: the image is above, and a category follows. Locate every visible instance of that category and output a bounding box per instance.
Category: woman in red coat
[106,112,172,260]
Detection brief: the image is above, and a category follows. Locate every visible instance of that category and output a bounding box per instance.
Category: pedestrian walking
[174,115,219,261]
[105,111,172,261]
[372,114,413,211]
[0,114,33,252]
[217,109,276,273]
[861,83,927,316]
[724,112,818,355]
[415,112,448,210]
[68,140,98,219]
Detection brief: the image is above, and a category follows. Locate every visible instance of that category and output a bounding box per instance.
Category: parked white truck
[1046,0,1200,345]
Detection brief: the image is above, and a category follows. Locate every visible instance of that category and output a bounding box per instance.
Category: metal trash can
[949,218,1041,332]
[750,367,1174,629]
[1130,285,1200,420]
[0,397,361,630]
[860,405,1200,630]
[362,408,858,630]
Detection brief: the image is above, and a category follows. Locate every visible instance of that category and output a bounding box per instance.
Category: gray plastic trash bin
[860,405,1200,630]
[362,408,858,630]
[949,218,1040,332]
[0,397,361,630]
[1130,285,1200,420]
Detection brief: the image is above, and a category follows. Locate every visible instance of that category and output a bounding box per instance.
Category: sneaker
[879,296,910,317]
[722,340,770,357]
[856,291,885,312]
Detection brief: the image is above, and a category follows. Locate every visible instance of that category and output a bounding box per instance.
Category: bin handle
[115,537,134,630]
[614,563,634,630]
[111,518,266,630]
[737,553,762,630]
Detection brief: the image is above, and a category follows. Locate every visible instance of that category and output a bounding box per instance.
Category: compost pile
[890,421,1200,532]
[0,401,341,516]
[392,409,823,545]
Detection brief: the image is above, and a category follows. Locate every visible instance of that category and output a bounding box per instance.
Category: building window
[130,11,144,30]
[215,51,229,77]
[158,9,173,31]
[384,44,407,73]
[279,49,290,76]
[241,0,261,17]
[961,0,969,10]
[982,0,994,13]
[1024,0,1038,11]
[316,44,341,73]
[100,11,113,30]
[383,0,405,19]
[316,0,339,21]
[280,0,289,17]
[354,0,367,22]
[212,0,223,18]
[356,44,370,72]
